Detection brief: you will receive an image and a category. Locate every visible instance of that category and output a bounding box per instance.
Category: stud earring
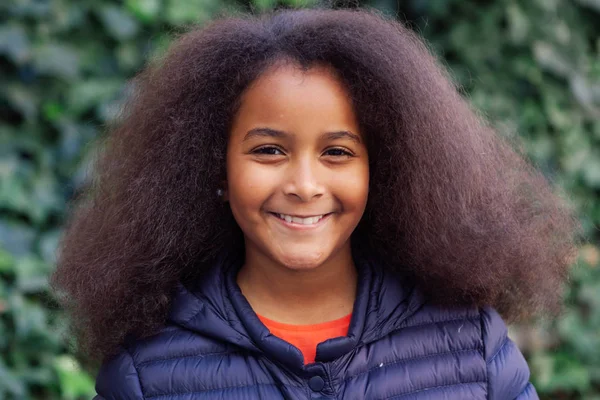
[216,188,224,197]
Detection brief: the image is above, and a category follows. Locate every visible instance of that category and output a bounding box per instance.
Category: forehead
[245,62,347,101]
[230,62,361,139]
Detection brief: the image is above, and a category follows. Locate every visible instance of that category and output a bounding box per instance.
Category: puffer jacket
[94,252,538,399]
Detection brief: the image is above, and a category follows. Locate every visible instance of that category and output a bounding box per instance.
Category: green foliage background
[1,0,599,398]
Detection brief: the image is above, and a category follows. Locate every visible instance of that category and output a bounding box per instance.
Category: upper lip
[269,212,331,218]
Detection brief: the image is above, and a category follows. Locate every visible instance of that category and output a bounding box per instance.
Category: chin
[276,251,327,271]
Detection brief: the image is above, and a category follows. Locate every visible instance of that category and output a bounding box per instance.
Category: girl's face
[226,62,369,271]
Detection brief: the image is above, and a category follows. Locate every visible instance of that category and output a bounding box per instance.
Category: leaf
[42,101,65,121]
[0,247,15,274]
[533,41,574,78]
[54,356,96,399]
[31,43,80,79]
[97,5,140,40]
[570,74,600,117]
[252,0,275,11]
[15,170,64,226]
[0,359,26,397]
[582,154,600,188]
[575,0,600,12]
[14,255,51,294]
[0,221,36,258]
[506,4,529,44]
[531,350,591,393]
[166,0,215,25]
[7,0,52,19]
[126,0,162,23]
[8,293,49,337]
[56,119,98,163]
[3,84,38,121]
[116,41,142,70]
[0,24,31,64]
[38,229,60,265]
[66,79,123,116]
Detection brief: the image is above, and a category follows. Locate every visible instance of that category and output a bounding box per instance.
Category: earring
[216,188,224,197]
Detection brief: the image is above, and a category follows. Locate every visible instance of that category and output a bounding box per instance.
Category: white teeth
[276,214,325,225]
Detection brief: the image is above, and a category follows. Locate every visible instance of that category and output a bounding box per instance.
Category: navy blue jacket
[95,253,538,399]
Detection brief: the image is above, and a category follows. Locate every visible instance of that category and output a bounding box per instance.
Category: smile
[268,212,332,226]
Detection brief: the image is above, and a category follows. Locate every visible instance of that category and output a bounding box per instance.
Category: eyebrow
[243,127,362,143]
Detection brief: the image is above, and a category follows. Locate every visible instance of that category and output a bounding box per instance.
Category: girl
[51,7,581,400]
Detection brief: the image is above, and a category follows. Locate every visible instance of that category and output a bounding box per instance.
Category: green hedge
[1,0,598,398]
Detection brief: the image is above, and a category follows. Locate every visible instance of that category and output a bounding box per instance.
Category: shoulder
[397,298,482,334]
[397,303,537,399]
[95,324,238,399]
[479,306,538,400]
[95,346,143,400]
[479,306,512,360]
[478,306,529,371]
[402,303,529,373]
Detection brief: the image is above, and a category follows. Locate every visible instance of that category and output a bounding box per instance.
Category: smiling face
[226,62,369,271]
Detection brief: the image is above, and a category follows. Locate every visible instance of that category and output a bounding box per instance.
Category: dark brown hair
[50,7,583,363]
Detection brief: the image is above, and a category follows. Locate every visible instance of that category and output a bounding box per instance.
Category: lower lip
[268,212,332,230]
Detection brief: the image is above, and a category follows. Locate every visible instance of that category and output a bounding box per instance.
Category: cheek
[227,162,274,215]
[335,166,369,212]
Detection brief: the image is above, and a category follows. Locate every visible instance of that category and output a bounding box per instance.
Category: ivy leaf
[0,359,26,397]
[14,255,51,294]
[166,0,215,25]
[31,43,80,79]
[66,79,123,116]
[126,0,162,23]
[0,221,35,258]
[0,24,30,64]
[575,0,600,12]
[54,356,95,399]
[97,5,140,40]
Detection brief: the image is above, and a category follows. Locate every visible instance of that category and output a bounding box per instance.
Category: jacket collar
[168,250,425,371]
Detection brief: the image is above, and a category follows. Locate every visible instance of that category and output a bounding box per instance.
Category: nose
[282,156,325,202]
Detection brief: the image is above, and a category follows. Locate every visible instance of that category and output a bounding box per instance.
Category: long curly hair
[50,7,583,364]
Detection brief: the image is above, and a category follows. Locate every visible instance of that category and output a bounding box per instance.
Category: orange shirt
[257,313,352,364]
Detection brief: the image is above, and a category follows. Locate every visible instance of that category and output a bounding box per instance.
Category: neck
[236,246,357,325]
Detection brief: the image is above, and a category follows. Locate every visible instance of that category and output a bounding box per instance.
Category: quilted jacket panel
[95,253,538,400]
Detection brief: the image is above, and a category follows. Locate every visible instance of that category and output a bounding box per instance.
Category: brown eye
[324,148,353,157]
[253,146,285,156]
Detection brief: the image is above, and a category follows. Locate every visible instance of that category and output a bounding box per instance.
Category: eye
[252,146,285,156]
[323,147,354,157]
